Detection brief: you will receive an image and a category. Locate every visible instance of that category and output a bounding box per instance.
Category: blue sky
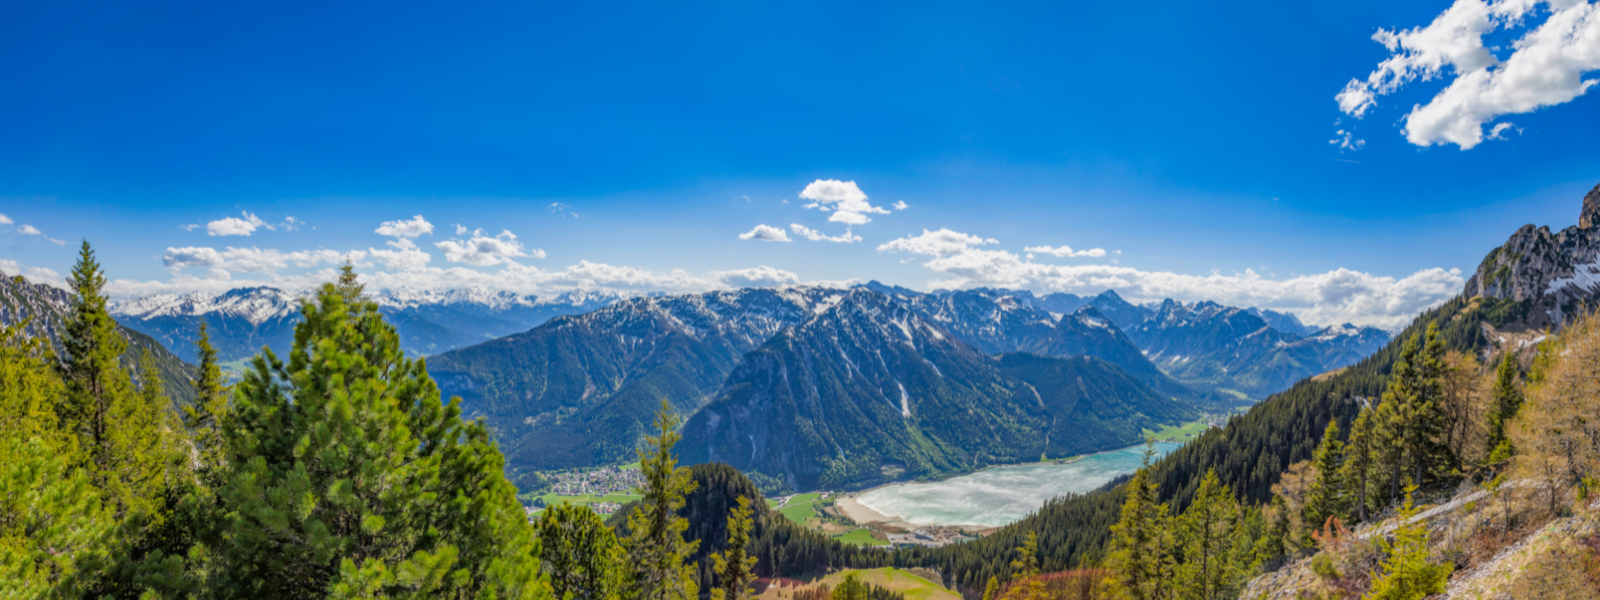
[1,0,1597,328]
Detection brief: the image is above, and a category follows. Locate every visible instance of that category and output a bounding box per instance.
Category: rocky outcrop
[1463,183,1600,330]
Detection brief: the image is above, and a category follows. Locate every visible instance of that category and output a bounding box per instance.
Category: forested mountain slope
[894,185,1600,593]
[1,270,198,405]
[678,289,1051,491]
[428,287,840,479]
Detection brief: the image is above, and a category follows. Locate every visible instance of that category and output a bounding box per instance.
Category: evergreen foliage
[1339,406,1377,523]
[1365,486,1452,600]
[625,402,700,600]
[536,502,626,600]
[183,322,232,472]
[1105,447,1176,600]
[1008,531,1045,600]
[709,496,758,600]
[1176,470,1242,600]
[1484,350,1523,456]
[207,275,548,599]
[1301,420,1346,543]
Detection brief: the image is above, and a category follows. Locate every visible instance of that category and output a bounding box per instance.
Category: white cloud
[162,246,351,275]
[0,214,11,224]
[368,239,430,270]
[789,224,861,243]
[893,201,909,210]
[876,228,997,257]
[209,268,232,281]
[548,203,579,218]
[24,267,63,288]
[435,229,542,266]
[881,227,1463,329]
[1337,0,1600,149]
[1329,129,1366,151]
[739,224,792,242]
[712,265,801,288]
[454,224,468,235]
[180,224,200,231]
[375,215,435,239]
[0,259,17,273]
[207,212,268,236]
[799,179,891,225]
[15,224,65,245]
[1024,245,1108,258]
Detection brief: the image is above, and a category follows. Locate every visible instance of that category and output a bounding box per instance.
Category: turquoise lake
[856,442,1182,528]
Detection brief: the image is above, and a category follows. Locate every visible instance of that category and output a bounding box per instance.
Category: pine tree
[1302,420,1346,543]
[1105,445,1176,600]
[1008,531,1045,600]
[1339,406,1377,523]
[626,401,700,600]
[537,502,626,600]
[711,496,759,600]
[1366,485,1452,600]
[210,274,548,599]
[1177,469,1239,600]
[1484,351,1523,457]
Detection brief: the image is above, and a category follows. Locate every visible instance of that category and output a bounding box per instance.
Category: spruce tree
[831,572,868,600]
[210,274,547,599]
[1105,445,1176,600]
[537,502,626,600]
[1484,351,1523,457]
[58,241,168,517]
[183,322,231,473]
[1178,469,1240,600]
[711,496,758,600]
[1302,420,1346,543]
[626,401,700,600]
[1339,406,1377,523]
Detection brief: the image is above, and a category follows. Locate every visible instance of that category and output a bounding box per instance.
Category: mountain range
[111,286,622,367]
[0,271,198,405]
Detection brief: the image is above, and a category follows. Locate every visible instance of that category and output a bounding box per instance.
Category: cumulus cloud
[0,259,17,273]
[24,267,64,288]
[799,179,891,225]
[877,228,998,257]
[1024,245,1108,258]
[207,212,265,236]
[712,265,801,288]
[790,224,861,243]
[435,228,542,266]
[893,201,909,210]
[375,215,435,239]
[1337,0,1600,149]
[0,214,11,224]
[180,224,200,231]
[739,224,792,242]
[881,227,1463,329]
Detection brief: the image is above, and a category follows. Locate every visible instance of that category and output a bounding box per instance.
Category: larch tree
[209,273,548,599]
[1105,446,1176,600]
[1510,312,1600,514]
[1009,531,1045,600]
[626,402,700,600]
[710,496,759,600]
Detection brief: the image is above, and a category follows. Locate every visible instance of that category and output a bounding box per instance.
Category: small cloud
[877,228,997,257]
[738,224,792,242]
[16,224,65,245]
[208,268,232,281]
[798,179,890,225]
[549,203,579,218]
[1024,245,1108,258]
[180,224,200,231]
[893,201,909,210]
[739,195,751,202]
[375,215,434,239]
[789,223,861,243]
[713,265,801,288]
[1486,122,1522,140]
[0,214,11,225]
[1329,129,1365,152]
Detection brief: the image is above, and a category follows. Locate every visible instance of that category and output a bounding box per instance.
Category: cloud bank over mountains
[1338,0,1600,149]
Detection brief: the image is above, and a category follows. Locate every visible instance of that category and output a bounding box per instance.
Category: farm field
[1143,418,1209,443]
[831,528,888,547]
[812,568,959,600]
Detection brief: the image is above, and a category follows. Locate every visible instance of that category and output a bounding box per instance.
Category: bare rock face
[1583,183,1600,229]
[1464,183,1600,330]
